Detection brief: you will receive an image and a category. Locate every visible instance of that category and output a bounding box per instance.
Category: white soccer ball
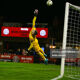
[46,0,53,6]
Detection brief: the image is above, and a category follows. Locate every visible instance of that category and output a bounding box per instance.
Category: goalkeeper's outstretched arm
[32,9,38,29]
[29,9,38,41]
[32,16,37,29]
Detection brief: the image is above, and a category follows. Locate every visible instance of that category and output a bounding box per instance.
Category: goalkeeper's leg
[37,51,48,64]
[39,48,47,57]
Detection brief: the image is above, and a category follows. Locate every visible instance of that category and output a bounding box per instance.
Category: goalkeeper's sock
[44,59,48,65]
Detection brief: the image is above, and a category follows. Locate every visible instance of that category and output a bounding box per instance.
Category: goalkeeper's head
[32,30,38,35]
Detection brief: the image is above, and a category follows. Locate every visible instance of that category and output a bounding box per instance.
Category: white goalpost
[52,2,80,80]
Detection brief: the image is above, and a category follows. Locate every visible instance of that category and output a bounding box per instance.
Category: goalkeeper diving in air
[28,9,48,64]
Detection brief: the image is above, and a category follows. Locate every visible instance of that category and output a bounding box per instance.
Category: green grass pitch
[0,62,78,80]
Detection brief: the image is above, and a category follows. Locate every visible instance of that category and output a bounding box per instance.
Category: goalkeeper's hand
[27,49,32,53]
[34,9,38,16]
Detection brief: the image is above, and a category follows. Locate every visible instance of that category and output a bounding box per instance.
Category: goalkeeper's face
[32,30,38,35]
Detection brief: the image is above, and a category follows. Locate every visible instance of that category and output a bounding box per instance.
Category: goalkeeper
[28,9,48,64]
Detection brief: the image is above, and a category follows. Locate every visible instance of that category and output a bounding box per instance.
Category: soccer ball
[46,0,53,6]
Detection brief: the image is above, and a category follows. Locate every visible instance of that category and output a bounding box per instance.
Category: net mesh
[64,3,80,79]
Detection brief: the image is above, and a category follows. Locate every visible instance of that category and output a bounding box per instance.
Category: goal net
[62,2,80,80]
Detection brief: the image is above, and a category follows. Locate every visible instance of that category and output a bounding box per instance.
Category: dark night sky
[3,0,80,23]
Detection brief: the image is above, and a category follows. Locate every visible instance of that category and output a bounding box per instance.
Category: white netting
[64,3,80,79]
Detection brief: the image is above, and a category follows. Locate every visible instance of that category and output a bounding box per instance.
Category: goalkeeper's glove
[34,9,38,16]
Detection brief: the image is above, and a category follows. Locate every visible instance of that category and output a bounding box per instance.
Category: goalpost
[52,2,80,80]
